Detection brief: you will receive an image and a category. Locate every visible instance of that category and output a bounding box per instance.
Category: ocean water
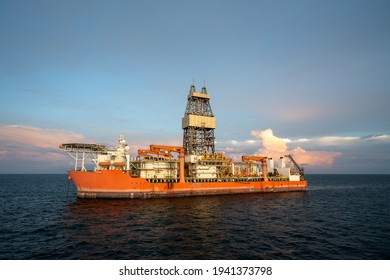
[0,174,389,260]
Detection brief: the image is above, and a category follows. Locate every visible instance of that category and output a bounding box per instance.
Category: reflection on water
[64,192,315,259]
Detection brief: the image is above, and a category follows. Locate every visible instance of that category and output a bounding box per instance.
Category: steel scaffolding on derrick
[182,83,216,155]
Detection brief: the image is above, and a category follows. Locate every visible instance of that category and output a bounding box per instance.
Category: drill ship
[60,84,307,198]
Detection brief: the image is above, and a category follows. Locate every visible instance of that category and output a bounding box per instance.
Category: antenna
[201,80,207,94]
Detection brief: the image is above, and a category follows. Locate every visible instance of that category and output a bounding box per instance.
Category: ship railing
[143,176,291,184]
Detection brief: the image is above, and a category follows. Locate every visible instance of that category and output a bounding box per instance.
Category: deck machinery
[60,83,307,198]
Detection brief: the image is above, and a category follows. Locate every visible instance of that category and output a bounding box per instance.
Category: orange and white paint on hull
[61,135,308,199]
[69,170,307,199]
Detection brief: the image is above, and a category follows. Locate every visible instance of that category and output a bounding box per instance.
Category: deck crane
[137,149,172,159]
[285,154,305,178]
[241,155,269,181]
[149,145,185,183]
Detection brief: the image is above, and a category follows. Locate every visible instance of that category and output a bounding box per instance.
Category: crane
[137,149,171,159]
[285,154,304,178]
[149,145,185,183]
[241,155,268,181]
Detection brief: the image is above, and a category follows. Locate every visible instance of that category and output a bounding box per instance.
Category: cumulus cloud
[251,129,288,154]
[219,130,390,173]
[251,128,341,167]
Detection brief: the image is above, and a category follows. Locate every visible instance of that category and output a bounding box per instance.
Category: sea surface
[0,174,389,260]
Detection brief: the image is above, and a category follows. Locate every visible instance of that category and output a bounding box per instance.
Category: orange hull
[69,170,307,199]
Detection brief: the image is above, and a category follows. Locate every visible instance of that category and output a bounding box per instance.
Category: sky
[0,0,389,174]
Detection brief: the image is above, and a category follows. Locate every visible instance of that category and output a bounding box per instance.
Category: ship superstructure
[60,83,307,198]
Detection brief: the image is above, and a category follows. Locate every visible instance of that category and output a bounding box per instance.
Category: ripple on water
[0,174,389,259]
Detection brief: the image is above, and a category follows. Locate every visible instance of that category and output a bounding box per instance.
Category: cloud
[362,134,390,141]
[0,124,186,173]
[290,146,341,166]
[0,125,88,173]
[290,134,390,150]
[0,125,86,148]
[251,129,288,153]
[250,128,341,167]
[316,136,360,146]
[200,129,390,173]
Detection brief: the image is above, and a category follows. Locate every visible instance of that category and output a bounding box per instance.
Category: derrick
[182,82,216,155]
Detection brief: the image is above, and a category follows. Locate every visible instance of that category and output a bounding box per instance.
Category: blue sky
[1,0,389,174]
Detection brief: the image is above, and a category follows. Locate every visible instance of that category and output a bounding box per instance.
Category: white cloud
[317,136,360,145]
[250,128,342,167]
[213,129,390,172]
[366,134,390,141]
[251,129,287,154]
[291,134,390,148]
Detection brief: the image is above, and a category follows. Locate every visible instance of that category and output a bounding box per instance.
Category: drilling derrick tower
[182,83,216,155]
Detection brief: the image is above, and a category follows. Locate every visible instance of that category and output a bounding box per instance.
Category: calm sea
[0,174,389,260]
